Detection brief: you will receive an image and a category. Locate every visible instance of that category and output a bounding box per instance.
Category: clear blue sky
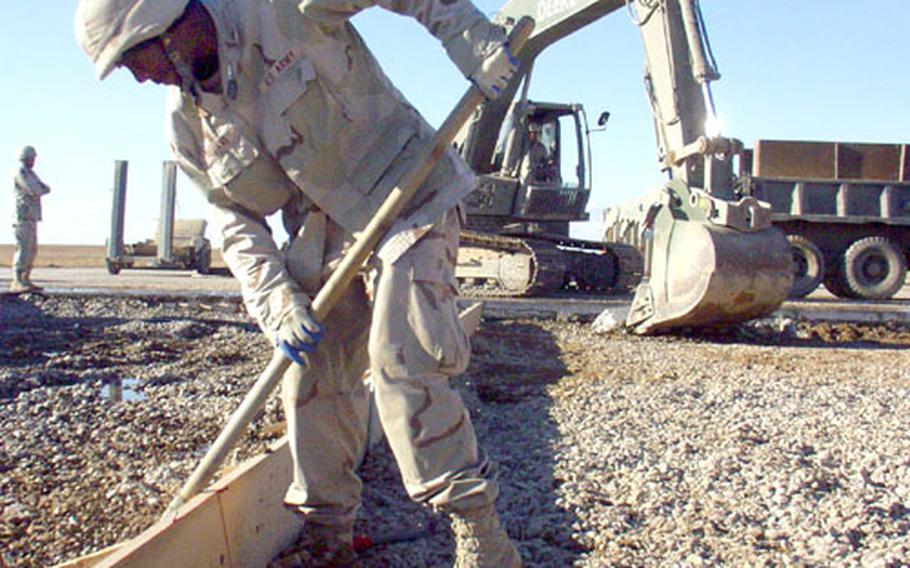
[2,1,908,246]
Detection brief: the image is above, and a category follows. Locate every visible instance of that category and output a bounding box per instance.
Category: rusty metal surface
[753,139,910,182]
[627,220,794,334]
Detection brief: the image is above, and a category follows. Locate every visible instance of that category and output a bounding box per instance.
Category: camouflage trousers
[281,207,498,528]
[12,221,38,275]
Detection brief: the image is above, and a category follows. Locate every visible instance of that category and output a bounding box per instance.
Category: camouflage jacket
[166,0,503,334]
[12,165,50,223]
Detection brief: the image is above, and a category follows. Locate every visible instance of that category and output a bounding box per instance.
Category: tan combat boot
[451,505,521,568]
[22,270,43,292]
[270,522,359,568]
[9,271,30,293]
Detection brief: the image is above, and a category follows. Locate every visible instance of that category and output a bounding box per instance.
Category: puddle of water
[101,378,147,402]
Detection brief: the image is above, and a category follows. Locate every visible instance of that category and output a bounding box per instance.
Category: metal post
[108,160,128,264]
[157,161,177,265]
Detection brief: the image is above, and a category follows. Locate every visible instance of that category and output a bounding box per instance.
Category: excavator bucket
[609,180,794,335]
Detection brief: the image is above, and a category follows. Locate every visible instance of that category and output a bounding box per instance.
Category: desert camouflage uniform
[12,162,50,283]
[166,0,504,528]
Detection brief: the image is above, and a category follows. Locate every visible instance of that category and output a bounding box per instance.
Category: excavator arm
[457,0,793,333]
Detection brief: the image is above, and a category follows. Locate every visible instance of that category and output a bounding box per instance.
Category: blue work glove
[275,303,323,365]
[469,42,519,100]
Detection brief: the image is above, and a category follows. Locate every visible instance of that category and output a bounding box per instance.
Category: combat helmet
[19,146,37,162]
[74,0,190,79]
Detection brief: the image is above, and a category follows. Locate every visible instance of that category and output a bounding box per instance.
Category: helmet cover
[74,0,190,79]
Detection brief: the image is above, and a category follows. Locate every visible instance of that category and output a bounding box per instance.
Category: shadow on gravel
[0,294,127,398]
[0,294,255,399]
[668,320,910,351]
[465,319,586,565]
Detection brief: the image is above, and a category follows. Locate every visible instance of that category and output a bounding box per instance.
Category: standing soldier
[11,146,51,293]
[75,0,522,566]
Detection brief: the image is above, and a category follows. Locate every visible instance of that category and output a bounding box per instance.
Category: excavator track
[456,230,642,298]
[456,231,564,297]
[531,233,643,294]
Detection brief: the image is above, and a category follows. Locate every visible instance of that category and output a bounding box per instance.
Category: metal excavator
[453,0,794,333]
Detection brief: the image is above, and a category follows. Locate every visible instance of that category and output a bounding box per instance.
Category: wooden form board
[58,439,302,568]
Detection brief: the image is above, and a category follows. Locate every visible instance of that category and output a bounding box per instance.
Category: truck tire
[786,235,824,298]
[842,236,906,300]
[822,269,854,299]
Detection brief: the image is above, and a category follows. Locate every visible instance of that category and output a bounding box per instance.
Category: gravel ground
[2,293,910,567]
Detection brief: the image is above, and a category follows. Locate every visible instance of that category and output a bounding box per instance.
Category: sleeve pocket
[203,119,261,188]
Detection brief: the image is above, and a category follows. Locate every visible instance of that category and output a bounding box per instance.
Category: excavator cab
[465,101,592,236]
